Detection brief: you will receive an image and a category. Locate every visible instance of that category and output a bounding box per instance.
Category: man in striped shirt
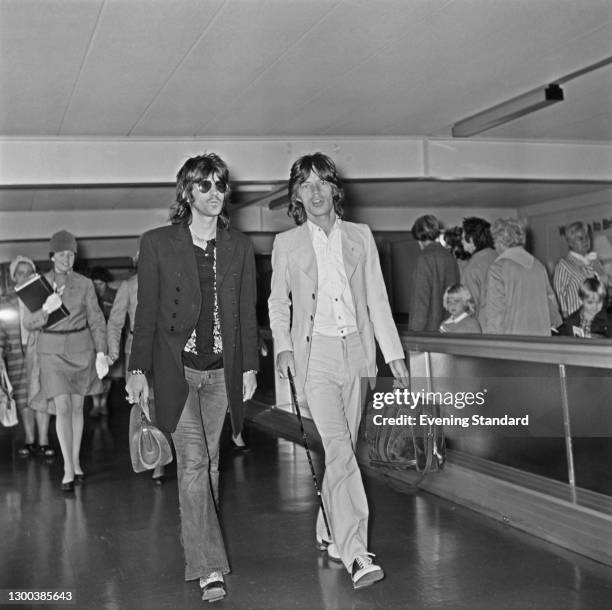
[553,221,608,319]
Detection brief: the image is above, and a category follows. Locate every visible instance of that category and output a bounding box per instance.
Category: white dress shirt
[307,219,358,338]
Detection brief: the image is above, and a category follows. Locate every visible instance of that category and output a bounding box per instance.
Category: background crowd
[408,215,610,339]
[1,216,610,475]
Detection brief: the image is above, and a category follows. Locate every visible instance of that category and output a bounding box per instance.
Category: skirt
[38,349,103,403]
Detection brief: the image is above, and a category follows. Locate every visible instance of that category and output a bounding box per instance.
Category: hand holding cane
[287,369,332,541]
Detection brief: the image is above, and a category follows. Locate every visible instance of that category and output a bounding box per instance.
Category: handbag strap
[1,364,13,395]
[139,398,152,426]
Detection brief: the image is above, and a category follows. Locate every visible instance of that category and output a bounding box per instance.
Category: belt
[42,325,88,335]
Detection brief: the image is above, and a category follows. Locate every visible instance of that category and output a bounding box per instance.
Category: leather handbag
[128,401,172,473]
[0,363,19,428]
[366,388,445,478]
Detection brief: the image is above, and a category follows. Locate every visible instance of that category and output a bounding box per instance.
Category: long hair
[444,227,471,261]
[287,153,345,225]
[169,153,231,229]
[462,217,494,251]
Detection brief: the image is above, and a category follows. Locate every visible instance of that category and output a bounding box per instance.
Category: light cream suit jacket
[107,274,138,362]
[268,221,404,398]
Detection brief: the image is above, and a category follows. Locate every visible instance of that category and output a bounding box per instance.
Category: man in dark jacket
[126,153,259,603]
[409,215,460,331]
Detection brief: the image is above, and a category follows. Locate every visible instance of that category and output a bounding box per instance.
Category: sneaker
[351,554,384,589]
[199,572,226,603]
[315,536,330,552]
[316,536,342,564]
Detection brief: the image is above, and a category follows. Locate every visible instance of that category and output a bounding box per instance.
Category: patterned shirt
[182,239,223,370]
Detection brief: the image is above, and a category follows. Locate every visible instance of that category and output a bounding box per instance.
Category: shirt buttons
[174,299,179,304]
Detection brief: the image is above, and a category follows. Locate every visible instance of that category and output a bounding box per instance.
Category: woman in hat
[24,230,108,491]
[0,255,54,457]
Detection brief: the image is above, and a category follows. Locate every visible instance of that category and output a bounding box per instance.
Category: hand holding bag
[128,399,172,473]
[0,362,19,427]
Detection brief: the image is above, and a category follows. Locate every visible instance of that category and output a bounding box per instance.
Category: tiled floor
[1,387,611,609]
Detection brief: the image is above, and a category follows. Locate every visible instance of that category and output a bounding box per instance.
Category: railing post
[424,351,432,393]
[558,364,577,503]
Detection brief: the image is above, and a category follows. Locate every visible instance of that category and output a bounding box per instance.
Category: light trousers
[304,332,370,571]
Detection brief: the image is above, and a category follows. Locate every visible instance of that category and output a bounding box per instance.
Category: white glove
[95,352,110,380]
[42,293,62,314]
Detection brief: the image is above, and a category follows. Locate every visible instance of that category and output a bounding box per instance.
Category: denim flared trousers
[171,367,229,581]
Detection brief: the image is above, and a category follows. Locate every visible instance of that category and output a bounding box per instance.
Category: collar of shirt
[306,218,342,241]
[442,311,470,325]
[569,250,598,265]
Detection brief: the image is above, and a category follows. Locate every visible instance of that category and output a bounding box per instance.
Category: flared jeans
[171,367,229,581]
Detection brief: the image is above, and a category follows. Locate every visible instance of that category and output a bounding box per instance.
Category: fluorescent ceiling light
[234,183,278,192]
[269,195,288,209]
[452,84,564,137]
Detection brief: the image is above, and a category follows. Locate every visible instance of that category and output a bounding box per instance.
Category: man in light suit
[268,153,409,590]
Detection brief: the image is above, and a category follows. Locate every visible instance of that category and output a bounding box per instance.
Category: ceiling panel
[1,0,610,140]
[0,0,103,135]
[1,0,611,218]
[132,0,342,136]
[202,0,444,136]
[296,0,612,137]
[484,63,612,141]
[60,0,225,135]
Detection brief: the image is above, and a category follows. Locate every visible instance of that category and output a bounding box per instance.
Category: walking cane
[287,369,332,541]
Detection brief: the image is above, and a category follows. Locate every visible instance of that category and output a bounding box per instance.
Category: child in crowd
[557,277,610,338]
[439,284,482,333]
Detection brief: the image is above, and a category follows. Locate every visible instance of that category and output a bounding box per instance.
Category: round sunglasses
[196,179,228,194]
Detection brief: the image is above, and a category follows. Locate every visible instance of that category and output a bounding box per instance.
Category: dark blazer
[409,242,460,332]
[557,307,611,338]
[129,223,259,433]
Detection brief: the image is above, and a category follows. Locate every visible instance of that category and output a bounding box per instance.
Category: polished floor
[1,387,612,609]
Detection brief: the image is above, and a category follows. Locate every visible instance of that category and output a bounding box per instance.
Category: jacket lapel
[216,228,237,288]
[294,224,317,284]
[171,224,198,286]
[341,223,363,280]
